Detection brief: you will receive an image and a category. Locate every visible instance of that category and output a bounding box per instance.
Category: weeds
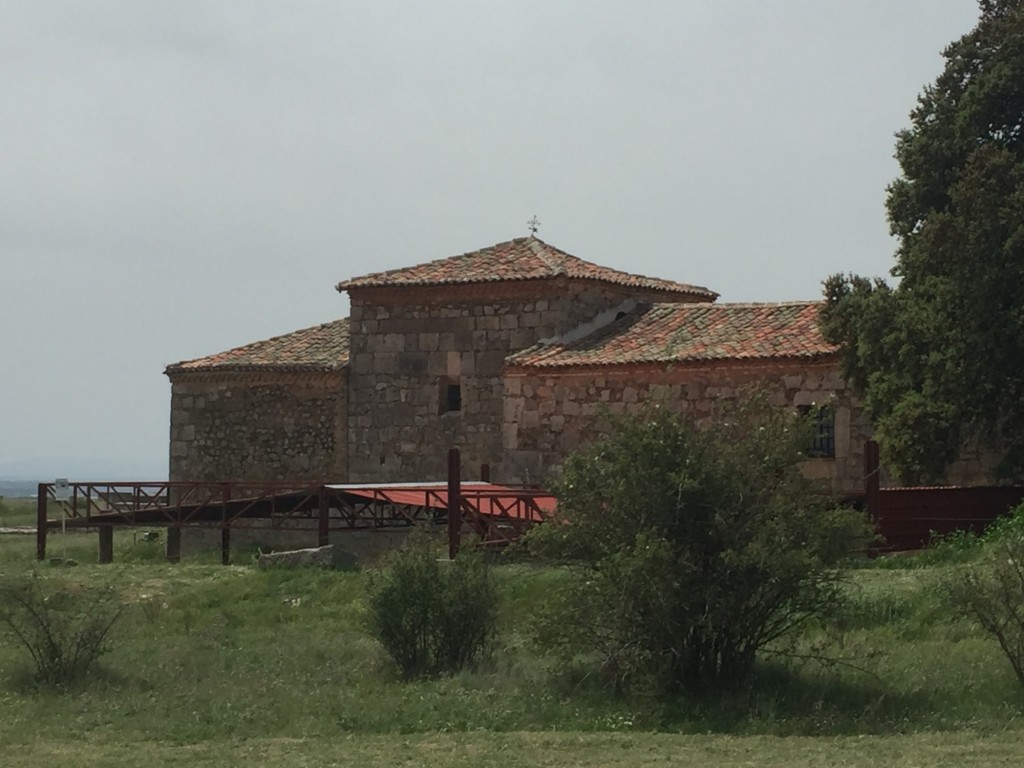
[916,529,982,566]
[946,503,1024,688]
[0,571,127,689]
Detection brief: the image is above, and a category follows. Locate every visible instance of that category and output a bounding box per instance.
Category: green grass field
[1,528,1022,767]
[0,498,37,528]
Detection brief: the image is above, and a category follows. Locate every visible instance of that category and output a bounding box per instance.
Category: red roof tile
[165,318,349,374]
[336,236,717,299]
[506,302,835,369]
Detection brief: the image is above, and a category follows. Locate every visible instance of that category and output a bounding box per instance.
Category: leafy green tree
[821,0,1024,483]
[528,404,871,696]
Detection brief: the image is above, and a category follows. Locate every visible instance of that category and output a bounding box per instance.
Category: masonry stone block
[792,390,817,407]
[420,332,439,351]
[373,352,397,374]
[477,316,499,331]
[511,329,535,349]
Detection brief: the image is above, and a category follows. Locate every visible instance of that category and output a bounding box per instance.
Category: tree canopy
[821,0,1024,483]
[527,404,869,695]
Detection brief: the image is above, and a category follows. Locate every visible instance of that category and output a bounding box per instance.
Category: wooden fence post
[865,439,881,517]
[448,448,461,560]
[36,484,47,561]
[98,525,114,564]
[318,486,330,547]
[166,526,182,563]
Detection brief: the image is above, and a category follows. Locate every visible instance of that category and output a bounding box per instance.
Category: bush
[0,571,127,689]
[947,502,1024,687]
[365,530,496,678]
[982,503,1024,545]
[915,528,982,567]
[527,401,872,697]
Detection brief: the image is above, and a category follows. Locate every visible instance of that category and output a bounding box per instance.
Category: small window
[798,405,835,458]
[440,377,461,414]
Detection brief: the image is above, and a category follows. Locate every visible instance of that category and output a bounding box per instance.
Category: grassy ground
[7,731,1024,768]
[1,532,1022,766]
[0,498,37,527]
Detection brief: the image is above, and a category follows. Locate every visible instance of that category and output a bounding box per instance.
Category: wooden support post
[98,525,114,564]
[447,447,461,560]
[221,484,231,565]
[166,526,182,563]
[318,486,329,547]
[864,439,881,517]
[36,483,47,561]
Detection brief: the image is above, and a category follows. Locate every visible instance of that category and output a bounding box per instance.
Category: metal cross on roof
[527,215,540,235]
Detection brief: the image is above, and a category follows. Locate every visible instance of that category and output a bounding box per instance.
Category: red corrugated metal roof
[333,483,556,521]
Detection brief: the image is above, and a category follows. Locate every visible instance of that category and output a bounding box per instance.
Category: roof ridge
[696,300,824,309]
[525,236,567,276]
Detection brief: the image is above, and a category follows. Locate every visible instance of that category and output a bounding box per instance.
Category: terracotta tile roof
[336,236,717,299]
[165,318,349,374]
[506,302,835,369]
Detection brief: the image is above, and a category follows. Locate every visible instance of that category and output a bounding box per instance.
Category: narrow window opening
[440,377,462,414]
[446,384,462,412]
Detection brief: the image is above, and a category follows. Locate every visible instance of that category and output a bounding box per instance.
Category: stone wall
[346,280,707,482]
[502,361,871,494]
[168,370,347,482]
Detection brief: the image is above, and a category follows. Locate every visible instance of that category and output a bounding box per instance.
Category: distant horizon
[0,458,168,483]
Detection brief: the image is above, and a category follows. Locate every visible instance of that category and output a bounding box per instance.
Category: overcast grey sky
[0,0,981,479]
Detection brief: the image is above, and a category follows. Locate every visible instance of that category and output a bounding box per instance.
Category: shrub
[365,530,496,678]
[947,502,1024,687]
[527,401,872,696]
[0,571,127,689]
[915,528,982,567]
[982,502,1024,545]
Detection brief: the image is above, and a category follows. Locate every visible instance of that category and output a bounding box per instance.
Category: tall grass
[0,497,37,527]
[0,531,1020,751]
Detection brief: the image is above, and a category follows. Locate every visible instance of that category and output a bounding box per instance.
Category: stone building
[165,319,349,483]
[165,236,873,493]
